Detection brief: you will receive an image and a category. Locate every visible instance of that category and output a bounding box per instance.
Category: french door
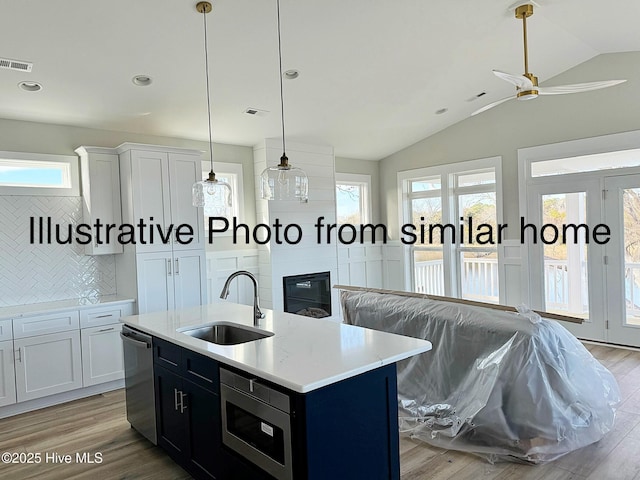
[528,174,640,347]
[604,174,640,346]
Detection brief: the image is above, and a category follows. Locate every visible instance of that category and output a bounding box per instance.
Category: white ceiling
[0,0,639,160]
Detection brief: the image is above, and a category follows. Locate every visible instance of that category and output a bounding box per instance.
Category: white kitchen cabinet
[81,323,124,387]
[136,250,206,314]
[0,340,16,407]
[79,302,133,329]
[119,145,205,253]
[115,143,208,314]
[76,146,123,255]
[14,330,82,402]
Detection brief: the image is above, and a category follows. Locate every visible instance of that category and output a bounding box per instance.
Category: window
[335,173,371,224]
[399,157,502,303]
[202,161,243,234]
[0,151,78,196]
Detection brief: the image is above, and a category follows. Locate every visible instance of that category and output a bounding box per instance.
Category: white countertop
[0,295,135,321]
[121,303,432,393]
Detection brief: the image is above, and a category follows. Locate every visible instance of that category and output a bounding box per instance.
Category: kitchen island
[121,303,432,480]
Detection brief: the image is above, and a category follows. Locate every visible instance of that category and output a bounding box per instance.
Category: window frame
[202,161,244,237]
[398,156,503,302]
[0,151,79,196]
[335,172,372,225]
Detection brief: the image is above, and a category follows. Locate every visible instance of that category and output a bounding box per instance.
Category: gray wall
[379,51,640,239]
[0,118,255,251]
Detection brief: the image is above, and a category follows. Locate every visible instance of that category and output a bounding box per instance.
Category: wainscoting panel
[206,249,259,307]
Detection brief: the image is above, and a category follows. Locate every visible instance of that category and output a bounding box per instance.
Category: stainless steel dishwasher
[121,325,157,445]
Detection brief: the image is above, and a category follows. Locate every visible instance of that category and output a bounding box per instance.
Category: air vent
[244,108,269,117]
[0,57,33,73]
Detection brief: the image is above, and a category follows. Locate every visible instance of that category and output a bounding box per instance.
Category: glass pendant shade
[260,157,308,201]
[192,171,232,213]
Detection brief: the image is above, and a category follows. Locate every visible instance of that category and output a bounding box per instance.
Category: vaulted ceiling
[1,0,639,160]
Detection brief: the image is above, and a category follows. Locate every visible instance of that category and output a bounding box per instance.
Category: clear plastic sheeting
[340,290,620,464]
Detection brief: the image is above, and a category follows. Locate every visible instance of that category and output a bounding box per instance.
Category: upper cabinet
[76,146,123,255]
[118,144,205,253]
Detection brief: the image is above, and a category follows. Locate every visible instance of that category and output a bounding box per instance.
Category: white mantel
[253,139,340,321]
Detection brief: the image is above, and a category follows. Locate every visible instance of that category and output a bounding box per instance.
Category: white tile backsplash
[0,196,116,306]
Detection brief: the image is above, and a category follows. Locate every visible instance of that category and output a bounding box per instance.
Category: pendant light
[192,1,232,209]
[260,0,309,201]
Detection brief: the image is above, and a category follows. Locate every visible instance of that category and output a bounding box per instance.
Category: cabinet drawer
[0,320,12,341]
[183,349,219,393]
[153,336,182,373]
[80,303,133,329]
[13,311,80,339]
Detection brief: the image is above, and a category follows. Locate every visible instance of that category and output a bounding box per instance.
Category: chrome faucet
[219,271,265,325]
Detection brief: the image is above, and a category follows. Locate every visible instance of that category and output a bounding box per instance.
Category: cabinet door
[14,331,82,402]
[80,149,123,255]
[136,252,175,314]
[0,340,16,407]
[173,251,207,309]
[130,150,172,253]
[154,364,188,460]
[183,379,220,479]
[81,323,124,387]
[169,153,205,251]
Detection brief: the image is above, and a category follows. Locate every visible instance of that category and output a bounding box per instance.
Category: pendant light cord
[276,0,288,165]
[203,7,215,176]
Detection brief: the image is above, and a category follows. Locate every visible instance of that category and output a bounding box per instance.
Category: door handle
[175,258,180,275]
[167,259,172,276]
[174,388,180,411]
[15,347,22,363]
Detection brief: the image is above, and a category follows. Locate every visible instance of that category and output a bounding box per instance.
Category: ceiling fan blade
[471,96,515,116]
[538,79,627,95]
[493,70,534,90]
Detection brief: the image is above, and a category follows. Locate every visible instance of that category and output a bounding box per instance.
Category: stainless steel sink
[178,322,273,345]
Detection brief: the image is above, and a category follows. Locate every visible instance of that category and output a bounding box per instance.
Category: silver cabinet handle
[97,327,115,333]
[15,347,22,363]
[95,314,113,319]
[174,388,179,411]
[175,258,180,275]
[167,259,172,276]
[180,392,187,413]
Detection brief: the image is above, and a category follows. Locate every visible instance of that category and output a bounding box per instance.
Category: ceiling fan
[471,3,626,116]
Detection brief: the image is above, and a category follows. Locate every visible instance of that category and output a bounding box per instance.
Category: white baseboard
[0,379,124,419]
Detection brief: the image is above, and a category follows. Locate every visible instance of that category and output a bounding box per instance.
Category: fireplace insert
[283,272,331,318]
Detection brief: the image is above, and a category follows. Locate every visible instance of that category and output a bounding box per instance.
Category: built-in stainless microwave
[220,368,293,480]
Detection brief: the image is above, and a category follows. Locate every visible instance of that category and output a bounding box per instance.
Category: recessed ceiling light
[435,108,448,115]
[132,75,153,86]
[18,81,42,92]
[283,69,299,80]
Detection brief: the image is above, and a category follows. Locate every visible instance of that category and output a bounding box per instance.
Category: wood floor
[1,343,640,479]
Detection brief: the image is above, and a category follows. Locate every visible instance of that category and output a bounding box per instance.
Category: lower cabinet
[81,323,124,386]
[0,340,17,407]
[151,337,400,480]
[14,331,82,402]
[154,338,220,480]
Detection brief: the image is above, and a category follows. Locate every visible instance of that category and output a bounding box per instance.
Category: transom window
[0,151,78,196]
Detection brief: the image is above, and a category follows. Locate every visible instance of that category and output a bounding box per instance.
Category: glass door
[527,179,606,341]
[604,174,640,346]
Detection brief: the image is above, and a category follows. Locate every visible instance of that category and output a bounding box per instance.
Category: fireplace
[283,272,331,318]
